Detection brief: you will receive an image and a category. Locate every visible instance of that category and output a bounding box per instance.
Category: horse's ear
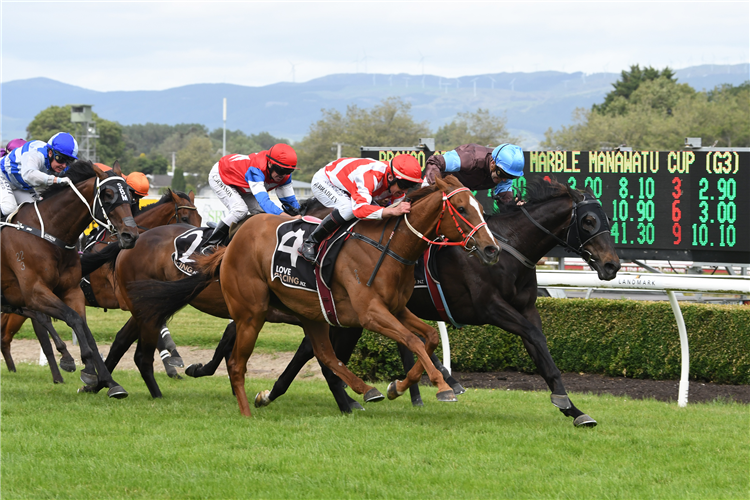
[113,161,122,176]
[92,163,105,178]
[434,176,447,191]
[188,190,195,203]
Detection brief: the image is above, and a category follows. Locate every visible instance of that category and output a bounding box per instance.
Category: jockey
[0,139,27,159]
[206,143,300,246]
[297,154,422,263]
[0,132,78,217]
[124,171,150,214]
[422,143,525,204]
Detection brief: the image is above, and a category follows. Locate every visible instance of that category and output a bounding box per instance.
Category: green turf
[2,366,748,499]
[11,306,305,353]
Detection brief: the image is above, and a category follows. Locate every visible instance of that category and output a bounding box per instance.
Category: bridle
[168,201,198,224]
[520,192,611,263]
[403,187,489,251]
[68,173,134,236]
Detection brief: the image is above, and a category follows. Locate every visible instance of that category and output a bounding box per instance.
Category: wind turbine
[288,61,301,83]
[509,77,516,92]
[418,51,427,88]
[388,74,393,87]
[487,75,496,89]
[403,76,411,88]
[470,77,479,97]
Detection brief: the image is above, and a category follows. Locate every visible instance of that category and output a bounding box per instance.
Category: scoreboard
[361,147,750,264]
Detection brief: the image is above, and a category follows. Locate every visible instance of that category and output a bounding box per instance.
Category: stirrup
[298,242,318,263]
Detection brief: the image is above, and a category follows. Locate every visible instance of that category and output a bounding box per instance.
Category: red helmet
[390,154,422,184]
[266,144,298,171]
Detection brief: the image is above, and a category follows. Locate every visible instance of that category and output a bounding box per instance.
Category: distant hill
[2,64,747,147]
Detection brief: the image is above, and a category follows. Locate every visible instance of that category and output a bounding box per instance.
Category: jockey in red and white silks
[298,154,422,262]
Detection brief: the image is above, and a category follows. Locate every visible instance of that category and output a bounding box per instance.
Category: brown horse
[128,176,500,415]
[0,188,200,379]
[0,161,138,396]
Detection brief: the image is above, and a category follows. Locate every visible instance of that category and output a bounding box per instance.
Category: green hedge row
[347,299,750,385]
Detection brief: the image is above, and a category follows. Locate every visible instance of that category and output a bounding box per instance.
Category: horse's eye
[457,206,466,214]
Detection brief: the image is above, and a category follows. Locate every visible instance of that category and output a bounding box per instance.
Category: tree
[171,168,186,192]
[175,135,219,186]
[26,105,126,165]
[295,97,430,181]
[542,77,749,150]
[593,65,676,115]
[434,108,520,150]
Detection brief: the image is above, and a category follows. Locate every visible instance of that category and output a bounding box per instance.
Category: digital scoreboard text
[361,148,749,263]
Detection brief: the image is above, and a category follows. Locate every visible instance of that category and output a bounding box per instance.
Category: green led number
[584,177,602,198]
[717,178,736,200]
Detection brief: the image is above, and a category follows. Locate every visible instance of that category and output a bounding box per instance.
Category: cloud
[2,1,747,91]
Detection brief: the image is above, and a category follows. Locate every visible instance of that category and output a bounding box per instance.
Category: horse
[0,187,201,380]
[126,176,501,415]
[0,161,139,397]
[220,178,621,426]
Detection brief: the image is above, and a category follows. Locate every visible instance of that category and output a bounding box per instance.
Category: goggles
[270,163,295,176]
[53,151,74,165]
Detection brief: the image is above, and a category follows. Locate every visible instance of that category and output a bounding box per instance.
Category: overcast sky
[2,1,748,92]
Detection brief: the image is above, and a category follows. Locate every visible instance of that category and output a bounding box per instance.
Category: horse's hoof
[573,414,597,427]
[167,371,183,380]
[53,378,65,385]
[184,364,203,378]
[451,382,466,395]
[60,359,76,372]
[436,389,457,402]
[364,388,384,403]
[411,396,424,407]
[80,370,98,386]
[386,381,404,400]
[349,401,365,411]
[254,390,271,408]
[107,385,129,399]
[551,394,572,410]
[77,385,97,394]
[166,355,184,368]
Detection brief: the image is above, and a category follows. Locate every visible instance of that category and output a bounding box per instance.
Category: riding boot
[206,221,229,247]
[297,212,343,263]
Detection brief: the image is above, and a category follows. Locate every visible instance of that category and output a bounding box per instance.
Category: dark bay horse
[245,178,621,426]
[0,188,200,379]
[0,161,139,396]
[127,176,500,416]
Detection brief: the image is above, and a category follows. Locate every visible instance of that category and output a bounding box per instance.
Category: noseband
[69,174,133,235]
[404,187,488,250]
[521,192,611,263]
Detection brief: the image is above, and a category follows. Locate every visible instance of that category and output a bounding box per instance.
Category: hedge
[347,299,750,385]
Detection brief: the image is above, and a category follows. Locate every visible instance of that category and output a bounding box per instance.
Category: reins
[403,187,488,250]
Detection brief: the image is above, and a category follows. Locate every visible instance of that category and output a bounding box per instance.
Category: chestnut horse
[215,178,621,426]
[127,176,500,415]
[0,161,138,397]
[0,188,200,379]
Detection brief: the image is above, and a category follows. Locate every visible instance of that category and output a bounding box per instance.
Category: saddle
[414,246,465,329]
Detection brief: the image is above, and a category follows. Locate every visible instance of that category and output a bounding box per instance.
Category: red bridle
[403,187,489,249]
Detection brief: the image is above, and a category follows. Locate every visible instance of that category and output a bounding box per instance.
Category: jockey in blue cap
[422,143,525,204]
[0,132,78,217]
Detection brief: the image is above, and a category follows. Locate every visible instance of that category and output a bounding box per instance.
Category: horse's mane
[407,175,465,205]
[139,189,192,213]
[38,160,97,199]
[490,177,572,216]
[298,196,328,216]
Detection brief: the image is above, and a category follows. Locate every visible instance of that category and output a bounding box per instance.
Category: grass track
[2,366,748,499]
[11,306,305,353]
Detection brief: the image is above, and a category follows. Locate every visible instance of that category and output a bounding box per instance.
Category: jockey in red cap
[298,153,422,263]
[206,143,300,246]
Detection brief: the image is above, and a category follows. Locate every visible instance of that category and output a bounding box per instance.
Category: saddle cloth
[271,217,355,326]
[171,227,214,275]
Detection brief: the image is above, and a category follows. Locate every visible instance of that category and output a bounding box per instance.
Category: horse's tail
[126,247,227,327]
[80,242,122,276]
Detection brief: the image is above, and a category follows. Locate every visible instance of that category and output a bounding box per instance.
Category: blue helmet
[47,132,79,160]
[491,144,524,178]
